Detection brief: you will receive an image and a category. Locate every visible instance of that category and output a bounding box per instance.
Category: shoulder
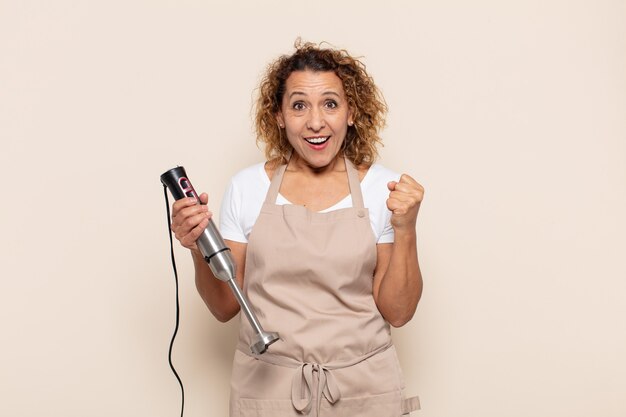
[228,162,270,195]
[230,162,268,185]
[223,161,269,204]
[362,164,401,189]
[360,164,400,205]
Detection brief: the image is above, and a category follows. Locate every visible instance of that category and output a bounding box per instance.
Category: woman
[171,41,424,417]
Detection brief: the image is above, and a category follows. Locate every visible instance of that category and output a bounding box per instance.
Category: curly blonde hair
[255,40,388,167]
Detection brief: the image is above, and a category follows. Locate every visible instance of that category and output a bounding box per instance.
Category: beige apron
[229,157,420,417]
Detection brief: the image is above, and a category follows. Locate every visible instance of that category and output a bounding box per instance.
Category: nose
[306,107,325,132]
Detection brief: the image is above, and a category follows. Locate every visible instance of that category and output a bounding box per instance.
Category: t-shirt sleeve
[219,179,247,243]
[369,165,399,244]
[378,206,395,244]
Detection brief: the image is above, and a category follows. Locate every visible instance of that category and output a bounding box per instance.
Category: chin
[292,145,343,170]
[307,155,337,168]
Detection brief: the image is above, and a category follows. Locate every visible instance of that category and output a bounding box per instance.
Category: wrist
[191,248,204,261]
[393,227,417,242]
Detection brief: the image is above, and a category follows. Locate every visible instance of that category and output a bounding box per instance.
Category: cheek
[285,117,307,136]
[284,126,302,146]
[333,118,350,136]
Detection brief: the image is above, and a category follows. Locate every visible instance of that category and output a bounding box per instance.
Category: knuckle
[182,217,197,229]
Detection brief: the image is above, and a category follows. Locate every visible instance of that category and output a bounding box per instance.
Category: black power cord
[163,184,185,417]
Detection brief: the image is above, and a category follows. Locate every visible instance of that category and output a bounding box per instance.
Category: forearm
[192,250,240,322]
[376,230,423,327]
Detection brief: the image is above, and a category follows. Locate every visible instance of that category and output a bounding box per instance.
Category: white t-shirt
[219,162,401,244]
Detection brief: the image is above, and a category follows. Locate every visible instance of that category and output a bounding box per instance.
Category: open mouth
[304,136,330,145]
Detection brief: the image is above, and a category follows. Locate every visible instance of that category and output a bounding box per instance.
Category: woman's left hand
[386,174,424,231]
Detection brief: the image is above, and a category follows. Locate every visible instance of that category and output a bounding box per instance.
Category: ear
[276,112,285,128]
[348,107,355,126]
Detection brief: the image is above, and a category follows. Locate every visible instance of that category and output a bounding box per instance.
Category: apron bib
[229,157,419,417]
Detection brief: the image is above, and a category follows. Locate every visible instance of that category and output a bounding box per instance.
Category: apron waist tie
[239,341,393,416]
[291,362,340,415]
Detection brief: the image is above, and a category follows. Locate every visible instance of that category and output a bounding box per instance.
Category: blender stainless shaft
[161,166,279,355]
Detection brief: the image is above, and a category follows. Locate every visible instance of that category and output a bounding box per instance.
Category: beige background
[1,1,625,416]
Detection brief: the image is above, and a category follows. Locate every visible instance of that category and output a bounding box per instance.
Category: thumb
[387,181,397,191]
[198,192,209,205]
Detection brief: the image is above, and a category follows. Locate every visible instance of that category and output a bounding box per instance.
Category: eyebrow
[288,91,341,99]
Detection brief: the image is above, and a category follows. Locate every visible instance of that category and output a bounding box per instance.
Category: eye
[292,101,306,111]
[324,100,338,109]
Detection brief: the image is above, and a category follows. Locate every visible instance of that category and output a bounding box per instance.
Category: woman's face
[277,70,353,170]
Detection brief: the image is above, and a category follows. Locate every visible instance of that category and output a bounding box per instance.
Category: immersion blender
[161,166,279,354]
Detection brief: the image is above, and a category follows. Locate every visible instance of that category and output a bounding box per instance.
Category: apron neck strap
[266,161,288,203]
[265,154,365,209]
[345,157,365,208]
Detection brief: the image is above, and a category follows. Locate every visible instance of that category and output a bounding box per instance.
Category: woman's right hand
[171,193,212,253]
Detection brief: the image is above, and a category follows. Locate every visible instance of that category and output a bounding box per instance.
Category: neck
[287,152,346,176]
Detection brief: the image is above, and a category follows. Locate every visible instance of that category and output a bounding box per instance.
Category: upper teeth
[305,136,329,144]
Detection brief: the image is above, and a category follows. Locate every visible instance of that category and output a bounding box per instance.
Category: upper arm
[372,243,392,305]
